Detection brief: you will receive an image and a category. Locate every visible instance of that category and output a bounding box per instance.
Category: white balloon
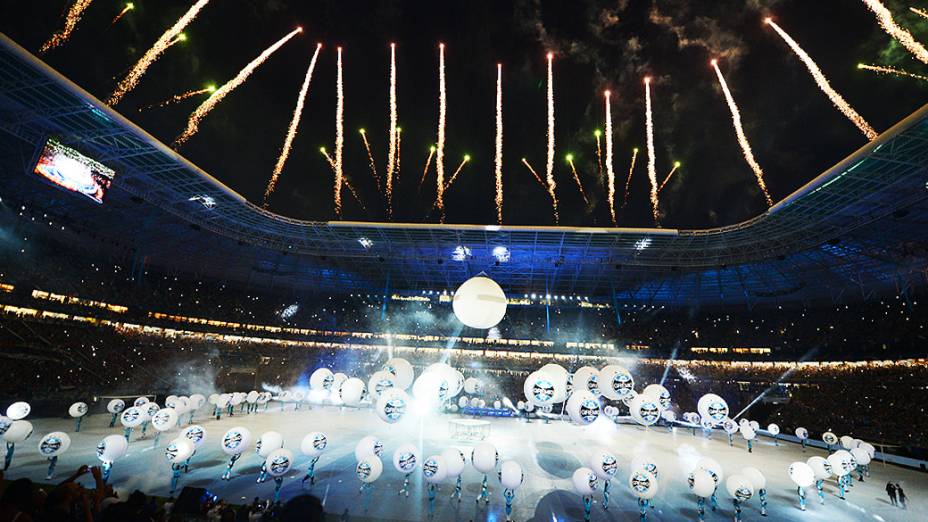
[452,276,507,329]
[356,456,383,483]
[806,456,832,480]
[628,470,658,499]
[725,474,754,501]
[246,391,259,404]
[340,378,366,406]
[688,469,716,498]
[741,467,766,491]
[143,403,160,420]
[860,442,876,459]
[642,384,672,411]
[697,394,728,425]
[630,455,659,479]
[6,402,30,420]
[540,364,569,403]
[221,427,251,456]
[106,399,125,414]
[182,425,206,448]
[256,431,284,458]
[440,448,466,478]
[598,365,634,400]
[850,448,870,466]
[795,427,809,440]
[310,368,336,391]
[589,450,618,480]
[566,390,601,425]
[355,435,384,461]
[749,420,760,432]
[392,443,420,474]
[133,397,149,408]
[499,460,524,489]
[839,435,855,450]
[471,442,499,474]
[572,366,600,396]
[493,400,502,410]
[300,432,328,458]
[696,457,724,485]
[572,467,598,496]
[383,358,414,390]
[629,394,661,427]
[68,402,88,418]
[265,449,294,477]
[722,418,739,435]
[788,462,815,487]
[120,407,143,428]
[739,424,756,440]
[152,408,178,431]
[422,455,447,483]
[523,371,558,407]
[38,432,71,457]
[165,438,194,463]
[767,423,780,436]
[2,420,32,443]
[463,377,483,395]
[376,389,409,424]
[96,435,128,462]
[367,371,397,401]
[412,372,446,408]
[822,431,838,445]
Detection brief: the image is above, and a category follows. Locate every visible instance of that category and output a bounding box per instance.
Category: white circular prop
[463,377,483,395]
[120,407,143,428]
[788,461,815,487]
[422,455,448,483]
[452,275,507,329]
[310,368,335,391]
[182,425,206,448]
[726,474,754,501]
[356,456,383,483]
[265,449,294,477]
[441,448,466,478]
[523,371,558,407]
[96,434,128,462]
[629,394,661,427]
[256,431,284,458]
[696,457,724,485]
[301,432,328,458]
[221,427,252,456]
[795,427,809,440]
[38,432,71,457]
[629,470,658,499]
[376,389,409,424]
[383,358,414,390]
[688,468,716,498]
[106,399,125,414]
[642,384,672,410]
[572,366,600,396]
[806,456,832,480]
[767,423,780,436]
[630,455,659,479]
[165,438,194,463]
[471,442,499,474]
[412,372,447,408]
[572,467,598,496]
[589,450,618,481]
[339,378,366,406]
[839,435,855,450]
[2,420,32,443]
[566,390,601,425]
[392,443,420,474]
[133,397,149,408]
[367,371,396,401]
[850,448,870,466]
[822,431,838,445]
[499,460,524,489]
[697,394,729,425]
[741,467,766,491]
[6,402,31,420]
[598,365,634,400]
[68,402,88,418]
[355,435,384,461]
[152,408,178,432]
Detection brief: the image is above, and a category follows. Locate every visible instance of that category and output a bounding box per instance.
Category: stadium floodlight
[492,246,510,263]
[358,237,373,249]
[188,195,216,209]
[634,237,652,251]
[451,245,471,261]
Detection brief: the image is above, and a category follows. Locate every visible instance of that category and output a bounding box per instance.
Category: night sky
[2,0,926,228]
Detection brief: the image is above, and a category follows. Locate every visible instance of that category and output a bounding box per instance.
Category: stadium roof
[2,32,928,306]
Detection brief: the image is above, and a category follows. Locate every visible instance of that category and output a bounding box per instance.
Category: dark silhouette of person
[886,482,897,506]
[896,483,907,509]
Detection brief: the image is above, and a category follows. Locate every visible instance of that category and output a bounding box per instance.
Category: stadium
[0,2,927,522]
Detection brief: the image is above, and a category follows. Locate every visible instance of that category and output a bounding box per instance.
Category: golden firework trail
[40,0,95,54]
[395,128,402,184]
[107,0,211,105]
[436,43,447,221]
[495,63,504,225]
[545,53,558,223]
[360,130,382,193]
[644,78,660,225]
[111,3,134,26]
[418,145,436,194]
[912,6,928,19]
[622,148,638,210]
[863,1,928,64]
[594,129,604,182]
[604,91,616,225]
[167,33,188,47]
[444,156,471,192]
[521,158,547,190]
[766,19,877,140]
[263,43,322,206]
[334,46,345,217]
[137,86,213,112]
[657,162,680,193]
[712,60,773,206]
[321,148,365,212]
[858,62,928,81]
[173,27,302,146]
[386,43,398,216]
[566,155,588,205]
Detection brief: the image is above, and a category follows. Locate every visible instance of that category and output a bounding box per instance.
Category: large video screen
[33,139,115,204]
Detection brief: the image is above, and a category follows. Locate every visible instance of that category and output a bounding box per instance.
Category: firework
[360,130,382,193]
[766,19,877,140]
[40,0,95,54]
[594,129,604,182]
[863,1,928,64]
[495,63,504,225]
[444,155,471,191]
[912,6,928,19]
[712,59,773,206]
[386,43,398,216]
[263,43,322,206]
[436,43,447,221]
[167,33,188,46]
[321,148,366,211]
[545,52,558,223]
[334,46,345,217]
[604,91,616,225]
[566,154,588,205]
[858,63,928,81]
[658,161,680,192]
[137,86,213,112]
[418,145,436,194]
[394,128,402,184]
[644,77,659,225]
[111,3,134,26]
[622,148,638,209]
[173,27,302,146]
[521,158,547,190]
[107,0,212,105]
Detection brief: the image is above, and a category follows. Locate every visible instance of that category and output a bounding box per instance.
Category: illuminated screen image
[33,139,115,204]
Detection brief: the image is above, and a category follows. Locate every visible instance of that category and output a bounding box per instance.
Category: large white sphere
[806,456,832,480]
[265,449,294,477]
[441,448,467,478]
[392,443,420,474]
[106,399,125,414]
[144,403,160,420]
[697,394,728,425]
[822,431,838,445]
[68,402,88,418]
[463,377,483,395]
[383,358,414,389]
[189,394,206,409]
[301,432,328,458]
[356,456,383,483]
[540,364,569,402]
[741,467,766,491]
[589,450,618,480]
[767,423,780,436]
[839,435,855,450]
[38,432,71,457]
[310,368,335,391]
[572,366,600,396]
[850,447,870,466]
[629,394,661,427]
[566,390,600,425]
[452,276,507,329]
[412,371,447,408]
[367,371,396,401]
[642,384,672,411]
[182,425,206,448]
[2,420,33,443]
[152,408,178,432]
[246,391,259,404]
[726,474,754,501]
[795,427,809,440]
[471,442,499,474]
[221,427,251,456]
[133,397,149,408]
[256,431,284,458]
[165,438,194,463]
[6,402,30,420]
[340,378,366,406]
[688,468,716,498]
[376,389,410,424]
[96,435,128,462]
[499,460,524,489]
[629,470,658,499]
[696,457,724,484]
[523,371,558,407]
[598,365,634,400]
[120,407,143,428]
[355,435,384,461]
[422,455,447,483]
[788,462,815,487]
[630,455,659,479]
[572,467,598,496]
